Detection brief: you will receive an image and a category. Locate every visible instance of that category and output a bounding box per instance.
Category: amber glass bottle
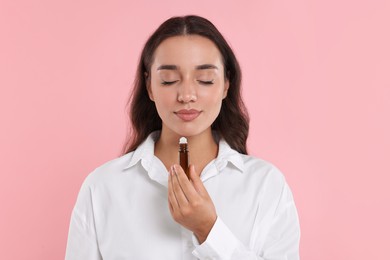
[179,137,189,179]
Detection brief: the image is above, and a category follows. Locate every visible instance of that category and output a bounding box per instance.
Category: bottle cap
[179,137,187,144]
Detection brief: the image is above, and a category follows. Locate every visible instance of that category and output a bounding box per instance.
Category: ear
[145,72,154,101]
[223,79,229,99]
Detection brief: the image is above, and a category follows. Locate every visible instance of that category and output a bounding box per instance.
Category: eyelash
[199,80,214,85]
[160,80,214,85]
[161,80,178,85]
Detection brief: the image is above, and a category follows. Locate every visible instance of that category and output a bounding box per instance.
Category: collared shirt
[65,131,300,260]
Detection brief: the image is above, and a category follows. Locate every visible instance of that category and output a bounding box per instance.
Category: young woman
[66,15,300,260]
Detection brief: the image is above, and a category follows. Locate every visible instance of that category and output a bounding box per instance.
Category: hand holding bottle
[167,164,217,244]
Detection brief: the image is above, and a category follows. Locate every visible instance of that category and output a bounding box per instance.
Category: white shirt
[65,131,300,260]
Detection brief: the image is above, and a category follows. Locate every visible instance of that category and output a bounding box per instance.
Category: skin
[146,35,229,243]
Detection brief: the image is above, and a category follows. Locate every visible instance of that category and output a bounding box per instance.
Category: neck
[154,128,218,175]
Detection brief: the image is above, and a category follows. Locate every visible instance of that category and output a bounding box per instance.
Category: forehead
[151,35,223,69]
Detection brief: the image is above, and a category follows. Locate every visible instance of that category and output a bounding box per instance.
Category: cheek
[151,88,175,111]
[198,85,226,104]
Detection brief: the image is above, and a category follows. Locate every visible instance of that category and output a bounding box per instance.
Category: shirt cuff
[192,216,239,259]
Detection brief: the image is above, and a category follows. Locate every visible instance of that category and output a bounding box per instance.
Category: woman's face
[148,35,229,138]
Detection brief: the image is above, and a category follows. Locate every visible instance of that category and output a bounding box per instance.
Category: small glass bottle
[179,137,189,179]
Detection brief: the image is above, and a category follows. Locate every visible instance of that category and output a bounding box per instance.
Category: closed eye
[198,80,214,85]
[161,80,179,85]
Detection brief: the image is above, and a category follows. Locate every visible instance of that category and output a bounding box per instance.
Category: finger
[189,164,208,196]
[168,200,174,215]
[168,168,179,211]
[171,165,190,207]
[173,164,198,200]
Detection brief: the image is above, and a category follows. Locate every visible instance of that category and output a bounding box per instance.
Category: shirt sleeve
[192,182,300,260]
[65,174,103,260]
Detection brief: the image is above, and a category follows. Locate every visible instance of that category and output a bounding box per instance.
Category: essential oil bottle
[179,137,189,178]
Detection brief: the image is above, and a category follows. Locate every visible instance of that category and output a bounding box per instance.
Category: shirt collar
[123,131,160,171]
[214,139,244,173]
[123,131,244,173]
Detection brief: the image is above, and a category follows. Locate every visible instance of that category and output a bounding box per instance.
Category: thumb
[189,164,206,194]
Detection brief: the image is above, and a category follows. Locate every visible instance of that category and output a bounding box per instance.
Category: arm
[65,175,102,260]
[193,183,300,259]
[168,164,300,260]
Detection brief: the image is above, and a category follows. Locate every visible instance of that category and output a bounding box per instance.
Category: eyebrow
[156,64,219,70]
[157,65,178,70]
[196,64,219,70]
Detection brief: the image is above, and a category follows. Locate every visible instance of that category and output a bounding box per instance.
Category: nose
[177,80,197,103]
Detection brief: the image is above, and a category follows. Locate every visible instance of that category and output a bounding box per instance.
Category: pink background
[1,0,389,259]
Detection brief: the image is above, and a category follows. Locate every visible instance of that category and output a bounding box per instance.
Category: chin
[171,126,211,139]
[162,119,213,138]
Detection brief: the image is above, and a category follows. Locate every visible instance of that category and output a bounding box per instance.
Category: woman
[66,15,300,259]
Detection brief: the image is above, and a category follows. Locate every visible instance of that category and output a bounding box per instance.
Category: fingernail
[173,165,178,174]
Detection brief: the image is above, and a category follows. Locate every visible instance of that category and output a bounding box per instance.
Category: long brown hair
[121,15,249,155]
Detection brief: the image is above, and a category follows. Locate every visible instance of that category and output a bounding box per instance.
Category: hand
[168,164,217,243]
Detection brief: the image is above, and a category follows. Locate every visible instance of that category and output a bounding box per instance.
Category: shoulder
[79,132,159,188]
[238,153,285,178]
[237,154,295,212]
[218,139,286,186]
[238,153,287,188]
[81,152,135,187]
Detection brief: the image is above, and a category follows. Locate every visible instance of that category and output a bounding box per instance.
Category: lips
[175,109,201,121]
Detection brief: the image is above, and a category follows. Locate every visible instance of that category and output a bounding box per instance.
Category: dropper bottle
[179,137,189,179]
